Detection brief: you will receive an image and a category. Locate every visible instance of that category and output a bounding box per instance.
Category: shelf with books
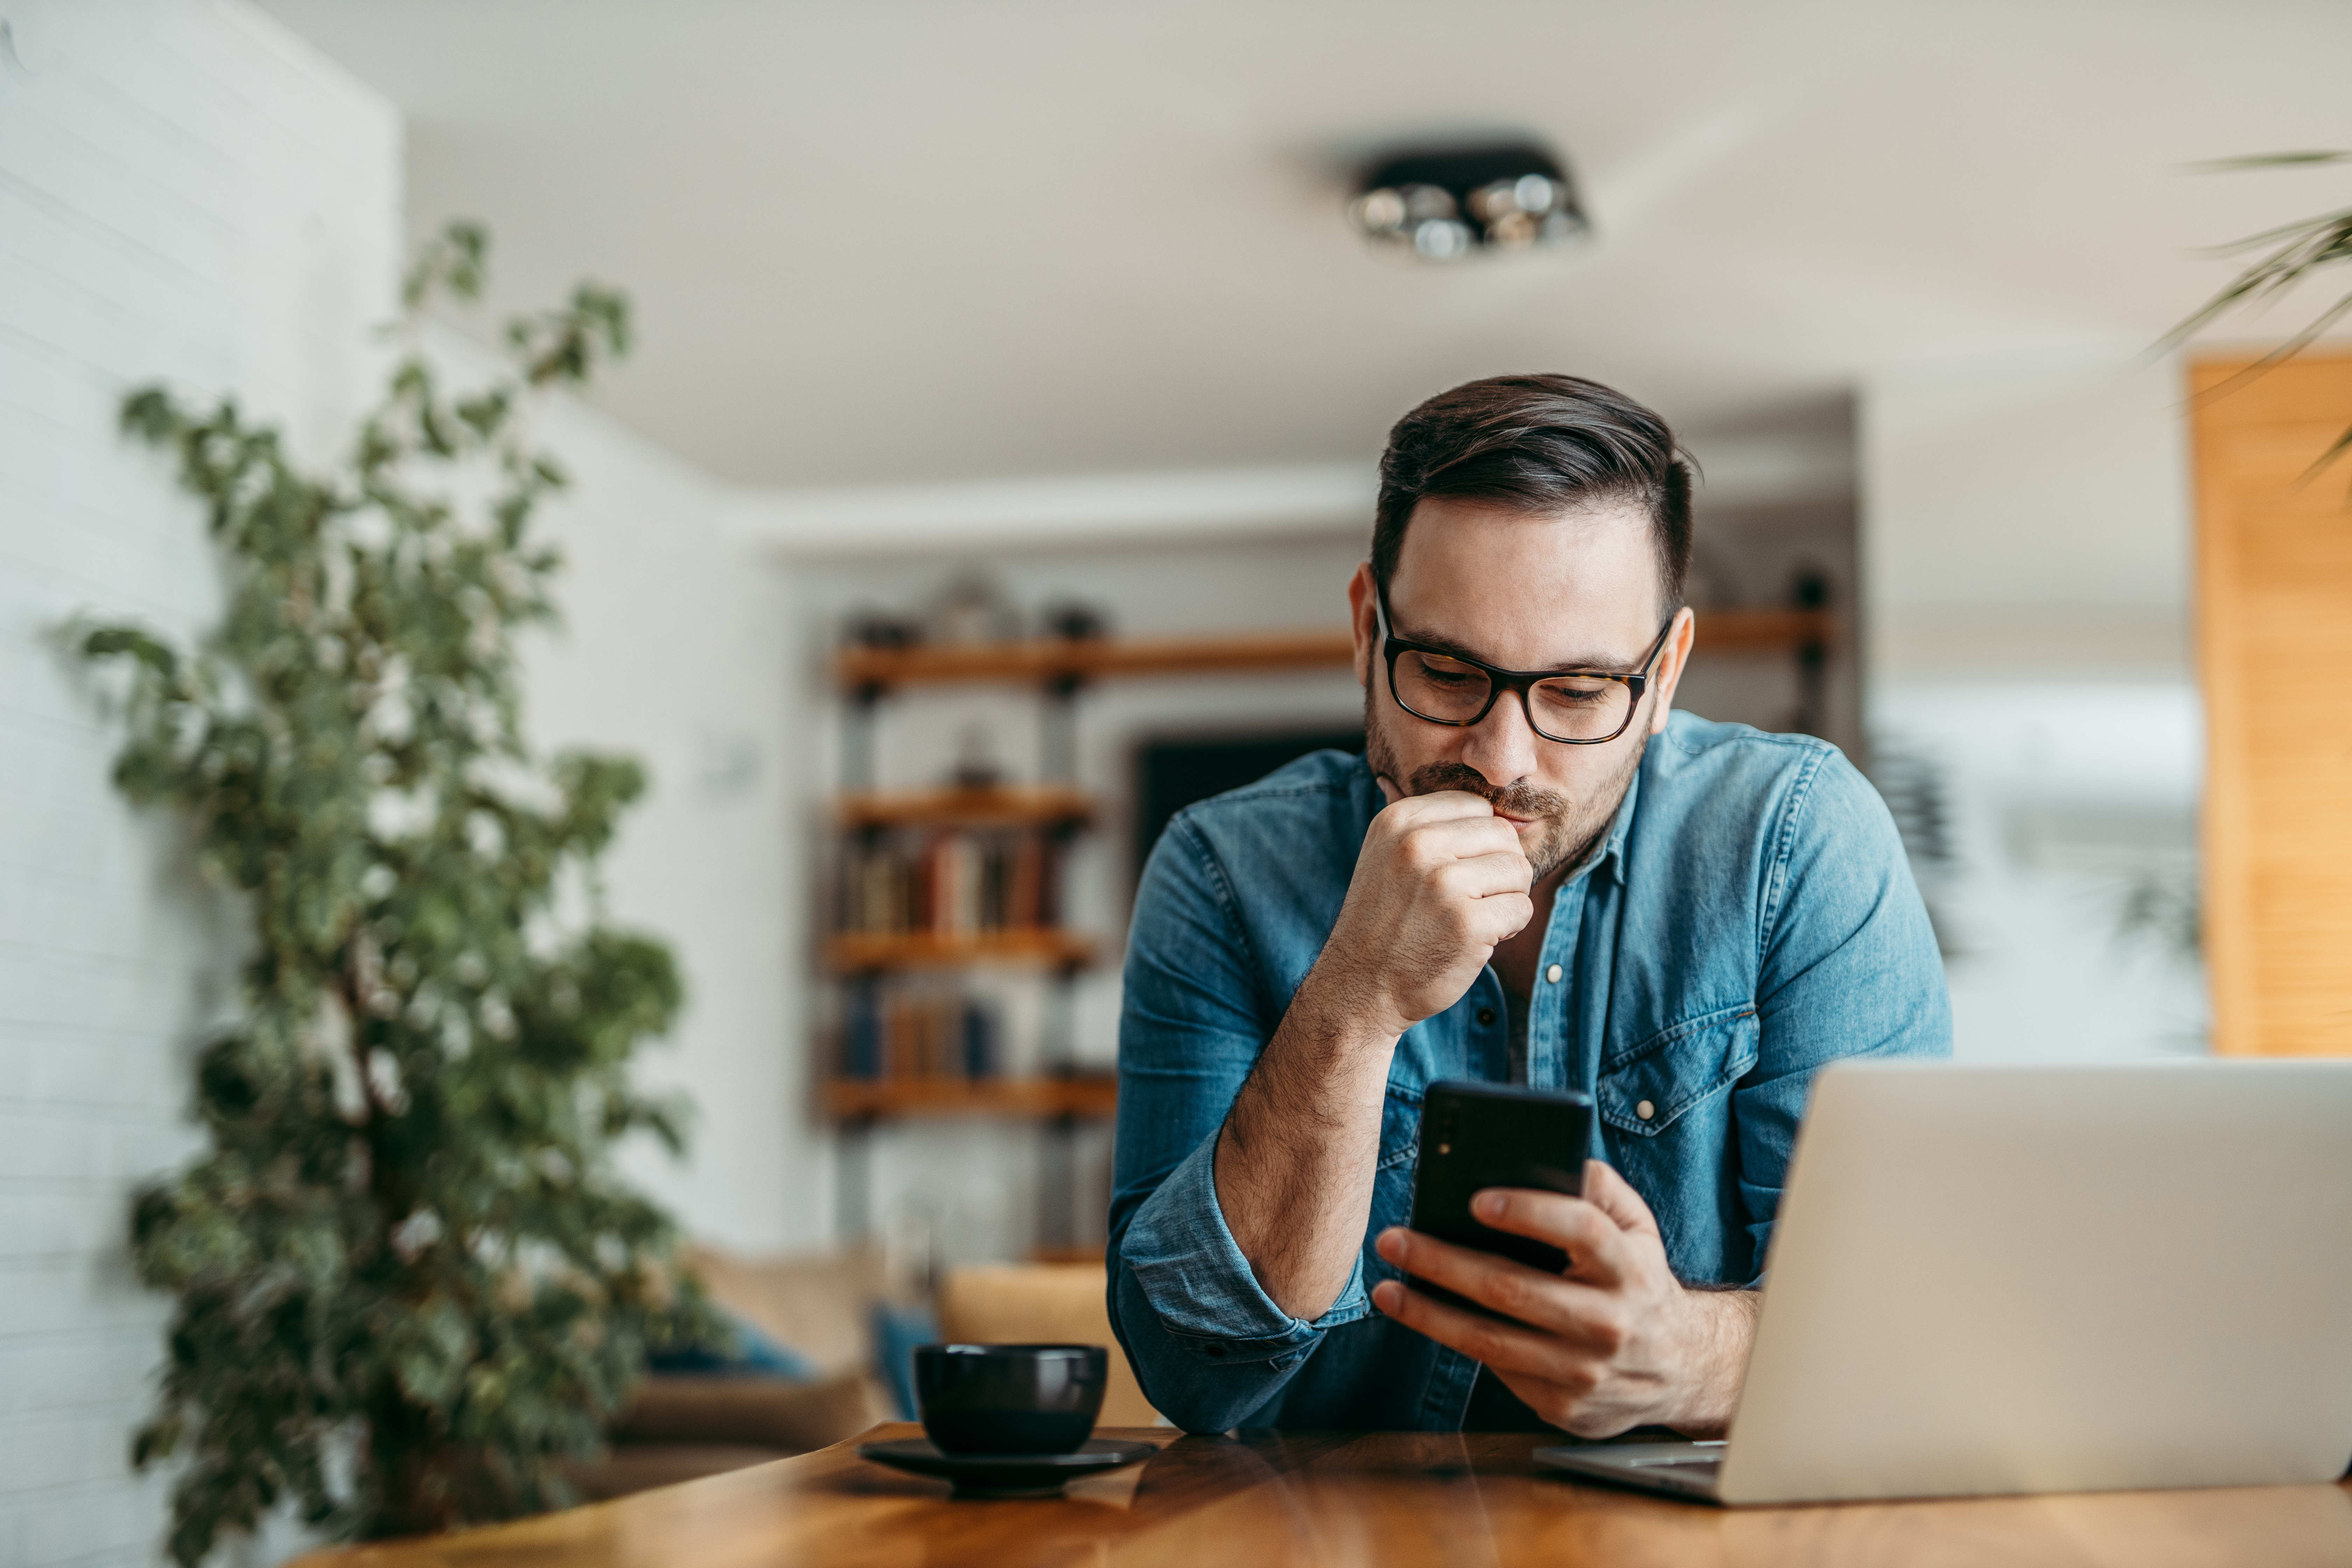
[834,814,1075,951]
[1694,607,1837,651]
[821,1074,1118,1123]
[836,629,1354,693]
[826,928,1096,974]
[836,784,1093,831]
[1027,1244,1109,1265]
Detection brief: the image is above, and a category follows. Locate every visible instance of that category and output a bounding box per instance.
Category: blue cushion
[870,1301,940,1420]
[649,1306,821,1381]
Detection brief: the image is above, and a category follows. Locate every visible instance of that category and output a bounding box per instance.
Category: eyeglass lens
[1392,649,1632,741]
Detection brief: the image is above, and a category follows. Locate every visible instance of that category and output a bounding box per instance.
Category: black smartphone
[1402,1080,1595,1317]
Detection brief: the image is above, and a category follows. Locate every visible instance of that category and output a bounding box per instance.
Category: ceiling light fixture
[1348,140,1590,262]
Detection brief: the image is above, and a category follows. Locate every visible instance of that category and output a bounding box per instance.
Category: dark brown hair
[1371,373,1694,614]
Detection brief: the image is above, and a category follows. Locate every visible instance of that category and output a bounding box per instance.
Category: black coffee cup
[913,1343,1108,1455]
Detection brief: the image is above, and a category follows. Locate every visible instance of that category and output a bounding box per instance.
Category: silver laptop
[1536,1060,2352,1505]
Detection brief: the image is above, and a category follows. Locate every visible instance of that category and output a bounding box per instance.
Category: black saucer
[858,1436,1158,1498]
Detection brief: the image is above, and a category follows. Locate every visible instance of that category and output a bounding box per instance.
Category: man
[1106,373,1949,1437]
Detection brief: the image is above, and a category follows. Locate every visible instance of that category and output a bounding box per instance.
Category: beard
[1362,685,1649,882]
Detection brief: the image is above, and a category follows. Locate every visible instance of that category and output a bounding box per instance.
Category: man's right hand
[1317,786,1535,1040]
[1213,784,1535,1321]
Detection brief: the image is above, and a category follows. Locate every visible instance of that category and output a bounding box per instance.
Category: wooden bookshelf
[837,784,1093,830]
[826,927,1096,974]
[1028,1244,1109,1265]
[835,610,1835,693]
[1697,607,1837,651]
[838,629,1352,691]
[821,1074,1119,1122]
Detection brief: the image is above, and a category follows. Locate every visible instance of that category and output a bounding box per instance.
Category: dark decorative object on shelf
[846,608,922,650]
[1787,564,1833,741]
[1349,140,1590,262]
[1039,599,1110,642]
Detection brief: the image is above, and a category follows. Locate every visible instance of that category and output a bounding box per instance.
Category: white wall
[482,334,818,1255]
[0,5,399,1564]
[1862,343,2192,676]
[1874,684,2206,1062]
[1860,345,2205,1061]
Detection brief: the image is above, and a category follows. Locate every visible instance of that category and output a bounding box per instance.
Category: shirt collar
[1589,768,1640,887]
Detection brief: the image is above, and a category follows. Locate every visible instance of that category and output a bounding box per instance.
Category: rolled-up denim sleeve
[1735,749,1952,1275]
[1105,814,1366,1433]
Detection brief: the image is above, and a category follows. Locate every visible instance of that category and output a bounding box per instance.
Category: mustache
[1404,761,1568,820]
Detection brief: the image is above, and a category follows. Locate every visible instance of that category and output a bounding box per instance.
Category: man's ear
[1647,607,1697,736]
[1346,562,1378,691]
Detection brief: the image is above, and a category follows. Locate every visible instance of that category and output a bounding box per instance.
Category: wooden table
[297,1425,2352,1568]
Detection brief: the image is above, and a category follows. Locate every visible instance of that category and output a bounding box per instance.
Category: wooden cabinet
[2191,353,2352,1055]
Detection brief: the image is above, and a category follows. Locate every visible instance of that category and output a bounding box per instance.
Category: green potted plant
[81,223,714,1565]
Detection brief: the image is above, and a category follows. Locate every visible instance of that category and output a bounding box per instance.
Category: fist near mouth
[1322,785,1535,1041]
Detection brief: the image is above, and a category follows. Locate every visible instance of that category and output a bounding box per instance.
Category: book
[839,824,1065,938]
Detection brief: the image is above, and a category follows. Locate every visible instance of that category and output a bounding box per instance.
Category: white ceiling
[258,0,2352,489]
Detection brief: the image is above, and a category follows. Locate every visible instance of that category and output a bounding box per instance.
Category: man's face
[1350,496,1693,881]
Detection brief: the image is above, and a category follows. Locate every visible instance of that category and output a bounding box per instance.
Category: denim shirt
[1106,712,1951,1435]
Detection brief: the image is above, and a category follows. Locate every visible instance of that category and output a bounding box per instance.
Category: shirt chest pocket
[1375,1085,1422,1172]
[1598,1004,1759,1138]
[1365,1086,1424,1284]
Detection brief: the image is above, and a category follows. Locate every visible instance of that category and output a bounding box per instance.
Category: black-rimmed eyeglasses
[1373,586,1674,746]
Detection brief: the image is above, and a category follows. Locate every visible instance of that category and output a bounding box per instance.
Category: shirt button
[1546,964,1563,984]
[1476,1007,1496,1026]
[1636,1099,1656,1121]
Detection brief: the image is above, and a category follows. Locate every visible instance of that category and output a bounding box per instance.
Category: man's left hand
[1369,1159,1759,1437]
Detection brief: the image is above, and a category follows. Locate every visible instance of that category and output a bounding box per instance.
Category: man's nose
[1458,688,1542,790]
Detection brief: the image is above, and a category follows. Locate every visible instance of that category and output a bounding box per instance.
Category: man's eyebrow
[1391,620,1637,673]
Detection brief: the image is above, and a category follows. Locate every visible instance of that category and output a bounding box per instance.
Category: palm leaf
[2165,152,2352,485]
